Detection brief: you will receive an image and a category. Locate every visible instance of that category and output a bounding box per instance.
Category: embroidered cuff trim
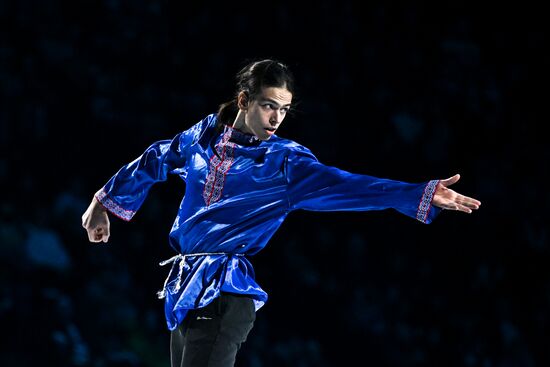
[96,188,136,221]
[416,180,438,223]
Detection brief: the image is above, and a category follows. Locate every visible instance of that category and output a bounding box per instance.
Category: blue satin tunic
[96,113,441,330]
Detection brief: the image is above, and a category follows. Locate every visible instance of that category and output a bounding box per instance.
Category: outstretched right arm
[81,114,215,243]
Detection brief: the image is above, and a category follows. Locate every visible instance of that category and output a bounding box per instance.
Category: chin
[255,131,272,141]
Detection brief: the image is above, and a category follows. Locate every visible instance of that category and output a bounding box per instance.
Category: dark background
[1,1,547,366]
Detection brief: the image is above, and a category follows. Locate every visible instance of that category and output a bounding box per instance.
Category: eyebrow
[260,98,292,107]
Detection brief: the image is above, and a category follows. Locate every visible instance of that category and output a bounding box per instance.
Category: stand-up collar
[224,125,262,146]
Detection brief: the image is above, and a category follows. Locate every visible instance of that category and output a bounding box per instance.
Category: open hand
[432,174,481,214]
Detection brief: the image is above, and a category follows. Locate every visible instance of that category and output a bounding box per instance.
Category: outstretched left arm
[432,174,481,213]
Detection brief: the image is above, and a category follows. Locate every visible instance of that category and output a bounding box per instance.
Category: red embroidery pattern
[203,130,236,206]
[416,179,439,223]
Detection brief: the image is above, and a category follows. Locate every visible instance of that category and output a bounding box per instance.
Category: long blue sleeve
[284,145,441,223]
[95,116,213,221]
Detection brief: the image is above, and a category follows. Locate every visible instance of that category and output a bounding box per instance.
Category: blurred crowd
[0,1,547,366]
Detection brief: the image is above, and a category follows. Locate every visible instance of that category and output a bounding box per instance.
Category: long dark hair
[209,59,296,156]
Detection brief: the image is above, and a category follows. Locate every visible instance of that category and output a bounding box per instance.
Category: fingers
[438,196,481,213]
[87,226,109,243]
[454,193,481,210]
[456,204,473,214]
[435,175,482,214]
[438,201,473,213]
[87,229,101,243]
[462,197,481,209]
[441,174,460,187]
[102,226,110,243]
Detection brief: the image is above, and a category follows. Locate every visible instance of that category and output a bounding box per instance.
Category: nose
[270,110,283,125]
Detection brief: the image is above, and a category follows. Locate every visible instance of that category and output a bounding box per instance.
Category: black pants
[170,292,256,367]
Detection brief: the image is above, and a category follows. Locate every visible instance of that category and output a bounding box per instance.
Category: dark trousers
[170,292,256,367]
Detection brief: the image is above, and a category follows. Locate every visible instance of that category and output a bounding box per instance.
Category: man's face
[242,87,293,141]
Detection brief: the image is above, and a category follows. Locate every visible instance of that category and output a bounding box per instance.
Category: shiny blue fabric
[96,113,441,330]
